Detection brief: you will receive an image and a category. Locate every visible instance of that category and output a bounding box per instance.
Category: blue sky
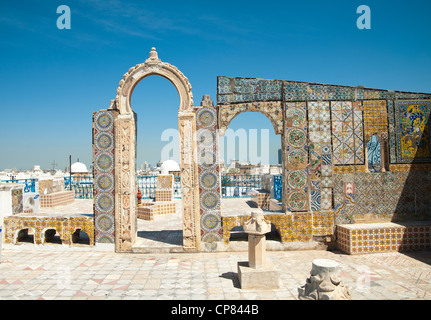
[1,0,431,170]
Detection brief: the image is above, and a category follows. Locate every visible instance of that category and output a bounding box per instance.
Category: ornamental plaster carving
[218,101,283,136]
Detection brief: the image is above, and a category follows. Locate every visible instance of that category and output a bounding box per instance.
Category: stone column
[298,259,351,300]
[237,211,280,289]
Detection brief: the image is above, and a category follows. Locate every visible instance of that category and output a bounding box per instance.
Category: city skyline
[1,0,431,170]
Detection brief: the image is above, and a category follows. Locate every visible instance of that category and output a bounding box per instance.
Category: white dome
[160,160,180,173]
[71,162,88,173]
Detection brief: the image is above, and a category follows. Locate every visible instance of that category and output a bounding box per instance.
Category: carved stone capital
[298,259,351,300]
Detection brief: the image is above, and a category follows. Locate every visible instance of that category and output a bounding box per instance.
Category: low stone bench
[137,201,176,221]
[39,191,75,208]
[337,221,431,255]
[4,215,94,246]
[250,189,270,210]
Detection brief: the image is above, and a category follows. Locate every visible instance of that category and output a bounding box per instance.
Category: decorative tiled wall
[196,106,223,251]
[217,76,431,106]
[93,110,117,244]
[216,75,431,252]
[222,212,333,244]
[333,171,431,224]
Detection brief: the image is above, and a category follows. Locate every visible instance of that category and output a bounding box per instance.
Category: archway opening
[130,75,183,249]
[219,111,283,243]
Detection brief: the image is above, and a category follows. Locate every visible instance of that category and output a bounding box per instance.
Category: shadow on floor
[137,230,183,246]
[220,272,241,288]
[401,251,431,266]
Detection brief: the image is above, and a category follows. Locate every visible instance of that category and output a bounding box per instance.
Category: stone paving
[0,248,430,300]
[2,199,431,301]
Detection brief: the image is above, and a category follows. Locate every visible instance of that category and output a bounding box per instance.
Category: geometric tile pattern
[92,110,117,244]
[337,222,431,255]
[331,101,364,165]
[307,101,332,211]
[394,100,431,163]
[285,102,309,212]
[196,106,222,251]
[39,191,75,208]
[363,100,388,141]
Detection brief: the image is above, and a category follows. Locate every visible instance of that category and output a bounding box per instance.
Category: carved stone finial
[146,47,161,64]
[200,95,214,107]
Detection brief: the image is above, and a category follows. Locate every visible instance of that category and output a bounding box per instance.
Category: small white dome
[71,162,88,173]
[160,160,180,174]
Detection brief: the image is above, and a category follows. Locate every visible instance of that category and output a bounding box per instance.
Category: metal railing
[273,174,282,201]
[221,174,262,198]
[2,178,36,193]
[64,176,93,199]
[0,174,267,200]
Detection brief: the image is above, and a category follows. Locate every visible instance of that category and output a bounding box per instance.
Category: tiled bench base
[40,191,75,208]
[4,215,94,246]
[137,201,176,221]
[337,222,431,255]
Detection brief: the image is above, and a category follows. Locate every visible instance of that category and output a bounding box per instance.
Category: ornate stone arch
[100,48,200,252]
[113,48,194,115]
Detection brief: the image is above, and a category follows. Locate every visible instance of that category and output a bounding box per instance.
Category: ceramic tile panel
[363,100,388,141]
[196,106,222,251]
[307,102,332,212]
[285,102,309,212]
[394,100,431,163]
[331,101,364,165]
[93,110,117,244]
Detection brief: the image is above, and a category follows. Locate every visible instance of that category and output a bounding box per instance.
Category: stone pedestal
[237,211,280,289]
[238,261,280,290]
[298,259,351,300]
